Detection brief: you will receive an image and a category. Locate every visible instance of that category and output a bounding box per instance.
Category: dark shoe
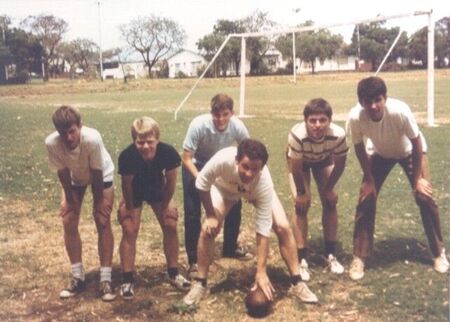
[223,246,253,261]
[120,282,135,300]
[59,277,86,299]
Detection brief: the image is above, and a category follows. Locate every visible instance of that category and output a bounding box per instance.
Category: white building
[297,55,358,74]
[101,61,148,80]
[167,49,207,78]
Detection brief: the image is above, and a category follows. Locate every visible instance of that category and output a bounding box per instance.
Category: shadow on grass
[302,236,432,270]
[371,237,431,268]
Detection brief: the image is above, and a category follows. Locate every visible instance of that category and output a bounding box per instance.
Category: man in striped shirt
[287,98,348,280]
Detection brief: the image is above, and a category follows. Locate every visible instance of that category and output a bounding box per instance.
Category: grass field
[0,70,449,321]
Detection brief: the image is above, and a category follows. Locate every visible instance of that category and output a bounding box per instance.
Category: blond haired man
[118,117,190,299]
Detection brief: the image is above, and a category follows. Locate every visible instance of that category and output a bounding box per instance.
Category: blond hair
[131,116,160,140]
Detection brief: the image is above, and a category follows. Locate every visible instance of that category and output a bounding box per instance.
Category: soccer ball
[244,286,271,317]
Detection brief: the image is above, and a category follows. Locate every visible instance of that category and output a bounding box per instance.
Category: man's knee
[118,210,139,238]
[60,206,79,228]
[162,208,179,233]
[273,220,291,238]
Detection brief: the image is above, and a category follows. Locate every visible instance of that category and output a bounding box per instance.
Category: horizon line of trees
[0,12,449,84]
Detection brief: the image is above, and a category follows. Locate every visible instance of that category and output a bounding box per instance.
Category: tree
[21,14,68,81]
[197,33,224,77]
[435,16,450,67]
[240,10,276,75]
[0,16,43,83]
[72,38,97,73]
[120,15,185,78]
[275,21,343,74]
[0,15,13,75]
[8,28,43,74]
[197,19,244,77]
[58,42,77,78]
[408,27,427,67]
[408,16,450,68]
[347,22,408,71]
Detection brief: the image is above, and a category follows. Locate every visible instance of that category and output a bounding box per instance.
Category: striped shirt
[287,122,348,162]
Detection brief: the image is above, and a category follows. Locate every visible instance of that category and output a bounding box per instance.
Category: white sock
[100,266,112,283]
[71,262,85,281]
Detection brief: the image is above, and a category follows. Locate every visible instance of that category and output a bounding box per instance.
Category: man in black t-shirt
[117,116,190,300]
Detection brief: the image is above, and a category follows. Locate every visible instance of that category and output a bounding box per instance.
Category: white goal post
[174,10,435,126]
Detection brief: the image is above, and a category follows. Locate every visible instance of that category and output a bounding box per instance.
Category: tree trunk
[43,60,49,82]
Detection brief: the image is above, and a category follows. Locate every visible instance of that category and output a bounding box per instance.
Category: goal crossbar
[174,10,435,126]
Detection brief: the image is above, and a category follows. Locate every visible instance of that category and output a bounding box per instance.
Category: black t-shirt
[118,142,181,199]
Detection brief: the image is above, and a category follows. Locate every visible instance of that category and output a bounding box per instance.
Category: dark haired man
[183,139,318,306]
[346,76,448,280]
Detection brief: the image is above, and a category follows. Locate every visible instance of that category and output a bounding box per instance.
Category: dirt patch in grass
[0,197,381,321]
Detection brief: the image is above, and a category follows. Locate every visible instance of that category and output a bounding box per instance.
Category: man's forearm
[255,233,269,275]
[57,169,74,203]
[91,170,104,204]
[198,189,215,218]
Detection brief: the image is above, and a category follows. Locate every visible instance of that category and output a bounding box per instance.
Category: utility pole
[356,24,361,70]
[1,17,8,80]
[98,1,103,80]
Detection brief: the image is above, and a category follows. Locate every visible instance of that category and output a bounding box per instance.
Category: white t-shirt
[45,126,114,186]
[288,122,348,162]
[347,98,420,159]
[183,114,249,165]
[195,146,273,237]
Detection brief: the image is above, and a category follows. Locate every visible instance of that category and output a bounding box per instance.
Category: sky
[2,0,449,52]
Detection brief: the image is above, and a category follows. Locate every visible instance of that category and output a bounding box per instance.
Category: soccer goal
[174,10,435,126]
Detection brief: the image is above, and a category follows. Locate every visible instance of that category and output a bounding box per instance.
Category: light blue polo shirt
[183,114,250,165]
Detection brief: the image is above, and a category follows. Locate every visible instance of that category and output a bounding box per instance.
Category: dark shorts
[71,181,113,193]
[132,187,164,208]
[302,155,333,171]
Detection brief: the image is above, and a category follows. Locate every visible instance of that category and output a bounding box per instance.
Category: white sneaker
[299,259,311,281]
[327,254,344,274]
[183,280,208,305]
[99,281,116,302]
[349,256,365,280]
[434,248,449,273]
[288,282,318,303]
[169,274,191,291]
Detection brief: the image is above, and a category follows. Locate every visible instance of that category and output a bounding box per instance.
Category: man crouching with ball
[183,139,318,307]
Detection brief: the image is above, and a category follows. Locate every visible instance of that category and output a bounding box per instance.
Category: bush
[7,70,30,84]
[176,71,188,78]
[197,64,214,78]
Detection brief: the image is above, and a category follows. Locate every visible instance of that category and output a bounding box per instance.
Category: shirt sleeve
[234,118,250,143]
[333,126,349,156]
[88,133,104,171]
[164,145,182,171]
[45,141,65,171]
[401,104,420,139]
[287,126,303,159]
[252,168,274,237]
[118,147,136,176]
[195,152,222,192]
[182,119,200,153]
[346,107,364,145]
